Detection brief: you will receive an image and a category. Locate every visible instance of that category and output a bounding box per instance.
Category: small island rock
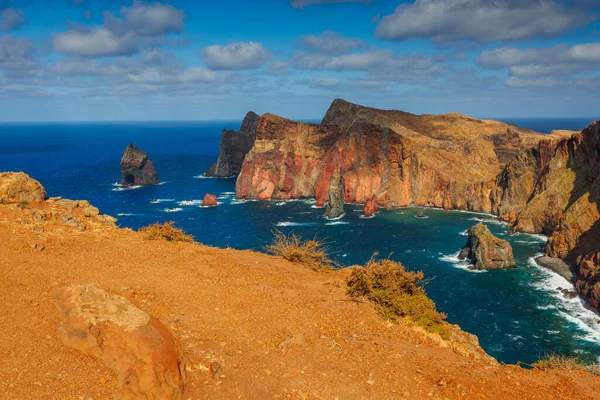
[120,143,159,186]
[325,172,345,219]
[458,222,517,270]
[363,195,378,217]
[201,193,218,207]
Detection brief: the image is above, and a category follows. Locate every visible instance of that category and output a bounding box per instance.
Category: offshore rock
[325,172,345,219]
[206,112,259,177]
[120,143,159,186]
[0,172,46,204]
[363,195,378,217]
[458,223,516,270]
[201,193,218,207]
[54,284,185,400]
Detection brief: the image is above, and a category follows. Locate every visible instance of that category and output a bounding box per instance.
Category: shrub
[346,257,449,339]
[532,354,600,375]
[139,221,194,243]
[266,230,334,272]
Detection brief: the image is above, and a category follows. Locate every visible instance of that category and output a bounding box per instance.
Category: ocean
[1,117,598,365]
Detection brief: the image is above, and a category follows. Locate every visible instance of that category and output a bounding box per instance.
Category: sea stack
[363,195,378,217]
[120,144,159,186]
[459,223,516,270]
[206,112,259,177]
[325,172,345,219]
[201,193,218,207]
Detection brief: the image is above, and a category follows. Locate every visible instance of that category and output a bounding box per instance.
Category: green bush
[347,257,449,339]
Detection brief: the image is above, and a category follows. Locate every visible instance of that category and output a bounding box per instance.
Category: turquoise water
[1,118,599,365]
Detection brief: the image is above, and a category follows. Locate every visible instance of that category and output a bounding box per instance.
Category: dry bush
[266,230,334,272]
[533,354,600,375]
[346,257,449,339]
[139,221,194,243]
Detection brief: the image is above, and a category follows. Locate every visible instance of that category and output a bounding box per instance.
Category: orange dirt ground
[1,201,599,400]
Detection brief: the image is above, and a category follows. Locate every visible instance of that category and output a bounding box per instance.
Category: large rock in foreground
[206,112,259,177]
[0,172,46,204]
[120,143,159,186]
[54,284,185,399]
[459,223,516,270]
[325,172,345,219]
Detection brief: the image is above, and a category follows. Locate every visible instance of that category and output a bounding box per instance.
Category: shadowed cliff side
[206,112,259,177]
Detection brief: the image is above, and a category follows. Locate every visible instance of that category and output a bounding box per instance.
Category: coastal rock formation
[201,193,218,207]
[325,172,345,219]
[0,172,46,204]
[363,195,378,217]
[54,284,185,400]
[236,100,567,211]
[575,253,600,311]
[206,112,259,177]
[120,143,159,186]
[458,223,516,270]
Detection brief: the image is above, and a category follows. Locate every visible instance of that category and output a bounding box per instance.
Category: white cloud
[53,28,138,58]
[300,31,364,54]
[290,0,371,8]
[0,35,37,71]
[202,42,270,70]
[376,0,592,43]
[0,8,26,32]
[314,78,341,88]
[105,2,185,37]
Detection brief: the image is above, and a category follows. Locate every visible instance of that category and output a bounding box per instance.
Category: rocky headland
[120,143,159,186]
[2,173,600,399]
[229,99,599,312]
[206,111,259,178]
[459,223,517,270]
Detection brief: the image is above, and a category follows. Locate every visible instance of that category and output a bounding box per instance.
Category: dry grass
[139,221,194,243]
[532,354,600,375]
[266,230,334,272]
[346,256,450,339]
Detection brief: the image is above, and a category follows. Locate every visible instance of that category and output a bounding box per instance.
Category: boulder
[363,195,378,217]
[0,172,46,204]
[120,144,159,186]
[201,193,218,207]
[325,172,345,219]
[458,223,517,270]
[54,284,185,400]
[206,112,259,177]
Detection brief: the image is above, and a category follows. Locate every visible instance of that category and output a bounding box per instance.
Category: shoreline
[535,255,574,282]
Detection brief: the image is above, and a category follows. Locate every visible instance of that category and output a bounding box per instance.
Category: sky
[0,0,599,121]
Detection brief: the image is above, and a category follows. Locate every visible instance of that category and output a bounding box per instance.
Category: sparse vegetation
[266,230,334,272]
[346,256,450,339]
[139,221,194,243]
[532,354,600,375]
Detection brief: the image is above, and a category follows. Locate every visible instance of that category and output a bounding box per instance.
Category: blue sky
[0,0,599,121]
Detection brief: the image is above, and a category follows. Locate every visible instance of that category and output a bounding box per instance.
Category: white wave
[311,204,326,209]
[164,207,183,213]
[275,202,287,206]
[359,214,375,219]
[326,221,349,226]
[415,215,430,219]
[275,221,319,227]
[528,255,600,342]
[439,251,487,273]
[116,213,141,217]
[510,232,548,243]
[151,198,175,204]
[468,217,506,226]
[221,191,235,195]
[325,213,346,221]
[193,174,221,179]
[178,200,203,206]
[459,230,469,236]
[112,184,143,191]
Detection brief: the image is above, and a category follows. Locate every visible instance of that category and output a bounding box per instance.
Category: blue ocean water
[1,117,599,365]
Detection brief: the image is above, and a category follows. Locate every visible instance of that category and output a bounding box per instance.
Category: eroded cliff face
[236,100,565,212]
[206,112,258,177]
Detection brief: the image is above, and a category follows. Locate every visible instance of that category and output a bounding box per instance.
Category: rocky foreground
[1,175,600,399]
